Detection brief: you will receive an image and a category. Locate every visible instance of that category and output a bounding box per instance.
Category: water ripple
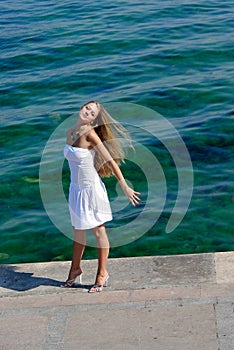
[0,0,233,262]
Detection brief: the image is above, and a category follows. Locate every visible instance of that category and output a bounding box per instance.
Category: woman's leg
[91,224,110,285]
[67,228,86,279]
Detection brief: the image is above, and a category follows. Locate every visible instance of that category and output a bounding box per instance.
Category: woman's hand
[119,180,141,207]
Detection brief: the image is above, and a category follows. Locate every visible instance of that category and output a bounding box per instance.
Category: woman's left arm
[88,131,141,206]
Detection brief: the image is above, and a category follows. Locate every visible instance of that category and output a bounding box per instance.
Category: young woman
[62,101,141,292]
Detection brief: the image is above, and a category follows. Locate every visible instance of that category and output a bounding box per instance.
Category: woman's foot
[89,272,109,293]
[61,268,83,288]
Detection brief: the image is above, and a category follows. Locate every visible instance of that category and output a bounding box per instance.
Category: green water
[0,0,233,263]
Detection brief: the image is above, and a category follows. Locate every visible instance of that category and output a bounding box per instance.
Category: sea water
[0,0,233,263]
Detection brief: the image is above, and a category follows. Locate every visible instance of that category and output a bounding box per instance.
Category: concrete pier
[0,251,233,349]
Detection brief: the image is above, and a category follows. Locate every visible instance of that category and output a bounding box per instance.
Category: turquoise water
[0,0,233,264]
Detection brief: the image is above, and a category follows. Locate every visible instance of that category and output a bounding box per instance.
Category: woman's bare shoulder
[87,129,101,143]
[88,128,97,136]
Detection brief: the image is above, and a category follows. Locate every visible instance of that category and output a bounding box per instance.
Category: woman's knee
[92,224,106,237]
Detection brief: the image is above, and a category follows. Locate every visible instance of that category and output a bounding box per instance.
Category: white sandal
[89,275,109,293]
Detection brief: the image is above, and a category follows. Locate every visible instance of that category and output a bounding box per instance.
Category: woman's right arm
[88,131,141,206]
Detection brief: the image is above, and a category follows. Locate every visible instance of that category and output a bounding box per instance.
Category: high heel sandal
[61,271,83,288]
[89,275,109,293]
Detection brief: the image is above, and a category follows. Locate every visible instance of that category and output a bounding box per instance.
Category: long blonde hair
[82,101,132,177]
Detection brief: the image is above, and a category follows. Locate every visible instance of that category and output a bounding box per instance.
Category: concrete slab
[0,252,233,350]
[63,304,218,350]
[215,252,234,284]
[215,302,234,350]
[0,286,202,311]
[0,314,48,350]
[0,252,217,297]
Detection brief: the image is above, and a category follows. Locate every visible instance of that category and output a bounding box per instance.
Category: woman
[62,101,141,292]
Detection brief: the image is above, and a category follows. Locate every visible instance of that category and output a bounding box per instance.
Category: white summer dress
[64,144,112,229]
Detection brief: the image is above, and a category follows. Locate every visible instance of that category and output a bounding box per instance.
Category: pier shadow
[0,265,61,292]
[60,282,94,290]
[0,265,93,292]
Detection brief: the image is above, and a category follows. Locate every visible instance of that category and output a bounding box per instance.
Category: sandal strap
[89,284,103,293]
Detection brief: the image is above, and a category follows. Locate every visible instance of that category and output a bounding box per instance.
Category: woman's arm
[88,131,141,206]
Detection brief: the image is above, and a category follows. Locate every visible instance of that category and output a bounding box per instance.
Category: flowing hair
[81,101,132,178]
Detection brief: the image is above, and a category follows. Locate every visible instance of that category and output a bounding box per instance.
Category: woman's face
[79,102,99,124]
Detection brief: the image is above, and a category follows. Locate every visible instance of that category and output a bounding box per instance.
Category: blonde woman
[62,101,141,292]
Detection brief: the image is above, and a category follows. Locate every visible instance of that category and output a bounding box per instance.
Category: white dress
[64,145,112,229]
